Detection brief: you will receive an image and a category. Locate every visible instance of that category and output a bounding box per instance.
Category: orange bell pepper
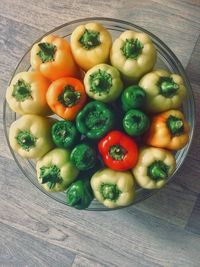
[144,110,189,150]
[46,77,87,120]
[30,35,79,81]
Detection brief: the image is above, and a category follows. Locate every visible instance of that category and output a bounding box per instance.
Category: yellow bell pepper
[9,114,55,159]
[110,30,157,82]
[70,22,112,71]
[6,71,51,116]
[36,148,79,192]
[144,110,189,150]
[139,69,187,113]
[91,168,135,208]
[133,147,176,189]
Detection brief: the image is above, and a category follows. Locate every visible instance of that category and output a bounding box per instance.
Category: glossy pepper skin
[76,101,115,139]
[133,147,176,189]
[66,179,93,209]
[70,143,97,171]
[31,35,79,81]
[71,22,112,71]
[98,130,138,171]
[121,85,146,112]
[91,168,135,208]
[36,148,79,192]
[46,77,87,120]
[110,30,157,82]
[51,120,80,149]
[123,109,150,136]
[6,71,51,116]
[144,110,189,150]
[84,64,123,103]
[9,115,55,159]
[139,69,187,113]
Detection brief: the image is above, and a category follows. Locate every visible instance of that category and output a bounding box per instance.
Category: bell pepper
[121,85,146,112]
[30,34,79,81]
[98,130,138,171]
[76,101,115,139]
[133,147,176,189]
[9,114,54,159]
[70,143,97,171]
[84,63,123,103]
[6,71,51,116]
[51,120,80,148]
[36,148,79,192]
[123,109,150,136]
[91,168,135,208]
[110,30,157,82]
[66,178,93,209]
[144,110,189,150]
[46,77,87,120]
[70,22,112,71]
[139,69,187,113]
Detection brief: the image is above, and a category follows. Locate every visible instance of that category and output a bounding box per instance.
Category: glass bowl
[3,17,195,210]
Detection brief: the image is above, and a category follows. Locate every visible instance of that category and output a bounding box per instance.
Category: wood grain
[0,0,200,266]
[0,222,75,266]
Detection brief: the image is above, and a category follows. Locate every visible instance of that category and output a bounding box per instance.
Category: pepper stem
[12,79,32,102]
[89,69,112,96]
[40,165,62,189]
[121,38,144,59]
[148,161,169,181]
[58,85,81,107]
[167,115,184,136]
[79,29,101,49]
[37,42,56,63]
[158,77,179,97]
[15,130,37,151]
[109,145,127,160]
[100,184,121,201]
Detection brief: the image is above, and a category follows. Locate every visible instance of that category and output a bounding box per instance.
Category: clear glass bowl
[3,17,195,210]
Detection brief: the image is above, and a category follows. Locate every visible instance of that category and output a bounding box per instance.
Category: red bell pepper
[98,130,138,171]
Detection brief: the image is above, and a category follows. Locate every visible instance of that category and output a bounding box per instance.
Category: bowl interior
[3,18,195,211]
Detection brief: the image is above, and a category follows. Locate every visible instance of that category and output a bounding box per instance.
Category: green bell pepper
[36,148,79,192]
[70,143,97,171]
[66,179,94,209]
[84,63,123,103]
[76,101,115,139]
[51,120,80,148]
[121,85,146,111]
[123,109,150,136]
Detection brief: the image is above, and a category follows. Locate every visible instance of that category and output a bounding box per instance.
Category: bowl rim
[3,17,196,211]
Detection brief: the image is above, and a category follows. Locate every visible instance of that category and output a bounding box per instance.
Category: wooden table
[0,1,200,266]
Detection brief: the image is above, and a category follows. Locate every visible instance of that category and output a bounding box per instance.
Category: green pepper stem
[37,42,56,63]
[40,165,62,189]
[158,77,179,97]
[100,184,121,201]
[79,29,101,49]
[121,38,143,59]
[12,79,32,102]
[89,69,112,96]
[58,85,81,107]
[16,130,37,151]
[148,161,169,181]
[167,115,184,136]
[109,145,127,160]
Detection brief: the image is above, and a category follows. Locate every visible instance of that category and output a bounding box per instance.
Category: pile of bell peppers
[6,21,190,210]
